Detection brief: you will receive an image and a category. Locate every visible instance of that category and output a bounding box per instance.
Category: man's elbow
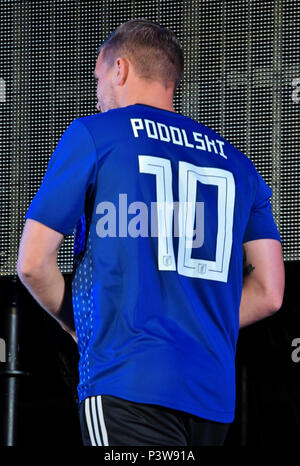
[17,261,36,282]
[263,268,285,317]
[267,290,284,315]
[17,257,47,281]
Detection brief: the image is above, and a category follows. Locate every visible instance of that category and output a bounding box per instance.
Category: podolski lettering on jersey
[130,117,228,159]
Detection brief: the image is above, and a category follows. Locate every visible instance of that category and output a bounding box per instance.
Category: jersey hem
[81,386,234,424]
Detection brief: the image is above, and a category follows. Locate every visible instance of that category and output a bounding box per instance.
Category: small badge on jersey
[198,263,207,274]
[163,255,173,267]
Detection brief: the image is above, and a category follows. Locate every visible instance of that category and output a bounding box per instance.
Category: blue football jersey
[25,103,281,422]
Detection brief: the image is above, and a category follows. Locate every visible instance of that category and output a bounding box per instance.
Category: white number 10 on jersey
[138,155,235,283]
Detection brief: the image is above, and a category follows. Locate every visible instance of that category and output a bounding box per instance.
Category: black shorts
[78,394,231,446]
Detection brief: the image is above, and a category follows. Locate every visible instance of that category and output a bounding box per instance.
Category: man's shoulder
[76,111,108,127]
[77,107,128,124]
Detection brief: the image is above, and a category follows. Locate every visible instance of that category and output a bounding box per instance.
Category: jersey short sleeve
[243,169,281,243]
[25,119,97,236]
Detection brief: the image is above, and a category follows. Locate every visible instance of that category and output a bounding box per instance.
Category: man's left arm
[17,218,77,343]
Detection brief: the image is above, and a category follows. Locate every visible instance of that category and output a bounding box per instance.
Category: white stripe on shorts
[84,397,96,446]
[85,396,109,446]
[91,396,102,446]
[96,395,109,446]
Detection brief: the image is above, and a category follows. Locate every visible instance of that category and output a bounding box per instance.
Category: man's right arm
[239,239,285,328]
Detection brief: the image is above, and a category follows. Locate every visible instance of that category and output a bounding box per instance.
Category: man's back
[25,103,281,423]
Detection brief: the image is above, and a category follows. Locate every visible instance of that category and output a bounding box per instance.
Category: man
[17,19,285,446]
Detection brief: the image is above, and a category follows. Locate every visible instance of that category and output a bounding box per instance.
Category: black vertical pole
[0,276,28,446]
[5,305,18,445]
